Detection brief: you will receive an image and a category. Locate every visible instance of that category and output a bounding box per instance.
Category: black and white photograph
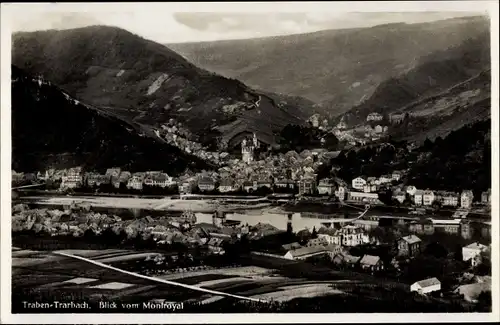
[1,1,498,323]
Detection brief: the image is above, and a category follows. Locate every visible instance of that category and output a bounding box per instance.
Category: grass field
[12,247,395,311]
[249,284,343,302]
[175,274,240,285]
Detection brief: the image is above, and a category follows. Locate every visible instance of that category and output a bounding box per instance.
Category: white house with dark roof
[397,235,422,257]
[454,282,491,303]
[198,176,216,192]
[338,225,370,247]
[413,190,424,205]
[317,228,341,245]
[391,171,403,181]
[366,112,383,121]
[405,185,418,196]
[462,242,488,267]
[218,178,237,193]
[481,189,491,204]
[378,174,392,184]
[437,191,459,207]
[127,173,145,190]
[347,191,380,204]
[352,177,367,191]
[410,277,441,295]
[61,167,84,189]
[335,185,347,201]
[423,190,435,206]
[461,190,474,209]
[318,178,336,195]
[359,255,383,272]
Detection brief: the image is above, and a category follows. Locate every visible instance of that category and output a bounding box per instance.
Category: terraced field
[11,247,360,313]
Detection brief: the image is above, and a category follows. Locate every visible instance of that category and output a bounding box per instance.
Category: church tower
[253,133,259,149]
[241,138,254,163]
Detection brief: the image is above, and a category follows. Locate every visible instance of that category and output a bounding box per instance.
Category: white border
[1,1,499,324]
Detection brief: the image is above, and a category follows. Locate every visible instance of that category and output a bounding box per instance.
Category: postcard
[1,1,499,324]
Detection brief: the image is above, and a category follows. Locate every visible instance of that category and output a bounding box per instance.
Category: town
[12,129,492,205]
[11,129,492,309]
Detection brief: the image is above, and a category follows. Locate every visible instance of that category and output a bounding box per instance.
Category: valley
[8,11,493,316]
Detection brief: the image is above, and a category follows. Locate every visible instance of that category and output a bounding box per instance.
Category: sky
[5,3,489,44]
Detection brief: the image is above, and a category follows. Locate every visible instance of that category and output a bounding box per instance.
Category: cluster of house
[308,114,330,129]
[394,187,490,208]
[269,219,491,297]
[180,148,342,195]
[271,224,383,274]
[351,172,491,209]
[352,171,404,193]
[405,237,491,298]
[11,204,282,257]
[33,167,177,191]
[396,233,491,269]
[271,227,415,275]
[276,227,385,273]
[307,113,389,147]
[367,112,409,125]
[155,118,230,165]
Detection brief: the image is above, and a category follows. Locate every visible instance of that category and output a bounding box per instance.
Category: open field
[54,249,128,258]
[11,247,431,313]
[95,252,162,264]
[158,266,281,281]
[89,281,136,290]
[63,277,99,285]
[175,274,240,285]
[12,247,348,308]
[249,284,344,302]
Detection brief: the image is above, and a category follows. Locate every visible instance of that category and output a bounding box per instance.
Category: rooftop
[431,219,462,225]
[344,254,361,264]
[105,168,121,175]
[465,242,488,250]
[414,277,441,288]
[317,227,339,236]
[454,283,491,302]
[199,177,215,184]
[286,245,327,258]
[401,235,422,244]
[207,237,225,247]
[360,255,381,266]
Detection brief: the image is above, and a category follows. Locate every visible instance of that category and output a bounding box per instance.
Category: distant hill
[391,69,491,143]
[12,26,309,147]
[342,33,490,122]
[167,16,490,117]
[338,31,490,143]
[11,65,213,174]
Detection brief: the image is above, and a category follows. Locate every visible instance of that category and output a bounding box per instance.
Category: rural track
[53,251,268,303]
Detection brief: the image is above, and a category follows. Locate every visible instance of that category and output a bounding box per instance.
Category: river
[16,195,359,232]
